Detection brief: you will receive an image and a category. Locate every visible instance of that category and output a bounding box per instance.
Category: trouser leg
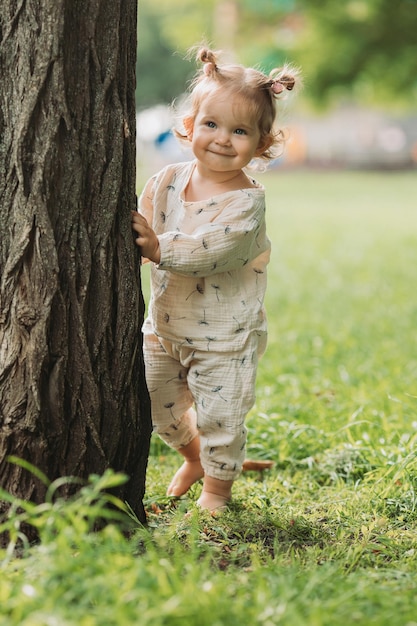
[187,335,260,481]
[143,331,198,449]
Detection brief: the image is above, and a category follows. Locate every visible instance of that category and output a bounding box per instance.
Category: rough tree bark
[0,1,151,523]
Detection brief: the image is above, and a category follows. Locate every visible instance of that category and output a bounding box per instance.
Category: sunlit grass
[257,169,417,443]
[2,170,417,625]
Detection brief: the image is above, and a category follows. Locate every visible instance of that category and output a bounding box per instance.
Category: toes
[167,482,184,497]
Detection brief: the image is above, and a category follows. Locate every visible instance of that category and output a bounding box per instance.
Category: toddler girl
[132,47,299,512]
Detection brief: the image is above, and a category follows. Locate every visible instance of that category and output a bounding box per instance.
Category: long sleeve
[157,191,268,277]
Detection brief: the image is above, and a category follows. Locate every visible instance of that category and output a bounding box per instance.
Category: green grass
[2,170,417,625]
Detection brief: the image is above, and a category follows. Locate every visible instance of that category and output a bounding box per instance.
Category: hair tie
[271,80,285,94]
[203,62,215,76]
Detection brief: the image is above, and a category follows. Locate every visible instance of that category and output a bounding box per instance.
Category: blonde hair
[174,46,300,162]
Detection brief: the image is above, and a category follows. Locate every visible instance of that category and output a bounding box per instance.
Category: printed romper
[140,160,270,481]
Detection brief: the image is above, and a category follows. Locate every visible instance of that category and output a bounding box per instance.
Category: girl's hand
[131,211,161,264]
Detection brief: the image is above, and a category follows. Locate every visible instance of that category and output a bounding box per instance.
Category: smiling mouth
[209,149,234,156]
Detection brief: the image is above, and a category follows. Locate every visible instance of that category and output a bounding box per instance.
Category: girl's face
[184,91,266,176]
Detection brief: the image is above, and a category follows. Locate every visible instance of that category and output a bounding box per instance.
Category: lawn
[2,170,417,625]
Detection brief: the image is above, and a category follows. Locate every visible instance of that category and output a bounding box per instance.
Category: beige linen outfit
[140,160,270,480]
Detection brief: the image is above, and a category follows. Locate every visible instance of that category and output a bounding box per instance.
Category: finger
[133,212,148,224]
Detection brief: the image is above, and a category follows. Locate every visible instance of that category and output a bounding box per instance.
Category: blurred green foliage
[137,0,417,110]
[136,2,193,109]
[297,0,417,107]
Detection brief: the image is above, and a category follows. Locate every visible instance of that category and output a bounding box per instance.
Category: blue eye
[235,128,247,135]
[207,121,216,128]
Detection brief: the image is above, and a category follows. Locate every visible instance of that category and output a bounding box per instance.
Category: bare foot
[196,491,230,513]
[196,476,233,512]
[167,460,204,497]
[242,459,274,471]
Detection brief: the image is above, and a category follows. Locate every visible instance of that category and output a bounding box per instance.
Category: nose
[215,128,231,146]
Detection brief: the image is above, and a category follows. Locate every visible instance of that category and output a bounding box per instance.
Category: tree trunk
[0,1,151,524]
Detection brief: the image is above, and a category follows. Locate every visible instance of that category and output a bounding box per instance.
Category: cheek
[244,140,259,156]
[193,130,209,146]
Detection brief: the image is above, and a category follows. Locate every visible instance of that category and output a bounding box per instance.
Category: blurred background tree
[136,1,194,109]
[137,0,417,111]
[296,0,417,108]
